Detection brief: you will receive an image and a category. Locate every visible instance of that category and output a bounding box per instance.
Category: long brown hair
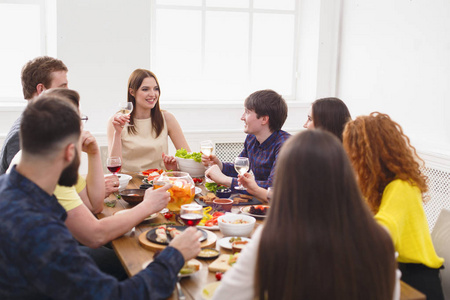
[255,130,396,300]
[126,69,164,137]
[342,112,428,213]
[312,97,351,141]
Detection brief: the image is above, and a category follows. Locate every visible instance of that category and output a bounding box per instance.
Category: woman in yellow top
[343,112,444,300]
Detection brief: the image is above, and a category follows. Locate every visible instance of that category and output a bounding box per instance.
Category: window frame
[0,0,55,104]
[150,0,300,102]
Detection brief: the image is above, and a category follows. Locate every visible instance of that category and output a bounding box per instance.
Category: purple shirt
[222,130,291,190]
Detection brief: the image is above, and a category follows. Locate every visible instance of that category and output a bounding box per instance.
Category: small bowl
[213,198,233,212]
[215,188,232,198]
[119,189,145,205]
[217,213,256,237]
[176,157,206,177]
[197,248,220,260]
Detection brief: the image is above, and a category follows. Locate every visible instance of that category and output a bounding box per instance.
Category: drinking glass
[180,204,203,226]
[234,157,249,190]
[267,187,273,202]
[119,102,133,127]
[200,140,214,183]
[106,156,122,175]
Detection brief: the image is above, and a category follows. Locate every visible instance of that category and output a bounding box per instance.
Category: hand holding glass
[119,102,133,127]
[234,157,249,190]
[180,204,203,226]
[107,156,122,175]
[201,140,214,183]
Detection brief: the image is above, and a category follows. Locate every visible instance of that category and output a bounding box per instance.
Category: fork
[177,275,185,300]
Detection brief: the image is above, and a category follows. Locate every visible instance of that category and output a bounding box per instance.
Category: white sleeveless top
[121,114,168,172]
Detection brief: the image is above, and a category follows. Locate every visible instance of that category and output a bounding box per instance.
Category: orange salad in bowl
[153,171,195,211]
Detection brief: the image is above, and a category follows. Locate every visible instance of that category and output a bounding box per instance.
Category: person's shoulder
[162,110,175,120]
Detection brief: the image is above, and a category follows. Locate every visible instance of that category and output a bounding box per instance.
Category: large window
[0,0,54,102]
[151,0,299,101]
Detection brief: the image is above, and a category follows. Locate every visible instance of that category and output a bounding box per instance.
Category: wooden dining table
[97,174,426,300]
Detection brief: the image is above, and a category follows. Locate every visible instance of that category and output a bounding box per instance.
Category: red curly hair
[342,112,428,213]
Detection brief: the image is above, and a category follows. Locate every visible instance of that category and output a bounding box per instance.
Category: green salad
[175,148,202,163]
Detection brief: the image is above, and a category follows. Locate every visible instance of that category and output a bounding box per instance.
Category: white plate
[197,225,220,231]
[195,187,202,195]
[178,258,203,277]
[218,237,251,250]
[201,281,221,300]
[240,205,269,218]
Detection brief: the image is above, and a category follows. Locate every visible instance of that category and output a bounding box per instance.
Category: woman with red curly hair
[343,112,444,300]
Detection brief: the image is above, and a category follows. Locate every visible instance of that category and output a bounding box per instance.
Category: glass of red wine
[180,204,203,227]
[106,156,122,175]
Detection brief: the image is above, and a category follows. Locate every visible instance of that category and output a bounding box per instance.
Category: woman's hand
[162,153,178,171]
[104,175,120,198]
[111,113,130,133]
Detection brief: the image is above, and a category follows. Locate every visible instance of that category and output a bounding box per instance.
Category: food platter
[146,225,207,245]
[240,205,269,218]
[218,237,251,250]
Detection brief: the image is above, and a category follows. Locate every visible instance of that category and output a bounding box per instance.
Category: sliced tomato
[142,168,159,176]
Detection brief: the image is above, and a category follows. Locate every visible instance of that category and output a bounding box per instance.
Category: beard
[58,148,80,187]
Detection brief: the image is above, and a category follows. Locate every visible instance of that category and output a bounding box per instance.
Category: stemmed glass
[201,140,214,183]
[119,102,133,127]
[106,156,122,175]
[180,204,203,227]
[234,157,249,190]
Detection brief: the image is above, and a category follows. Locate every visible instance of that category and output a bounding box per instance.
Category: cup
[213,198,233,212]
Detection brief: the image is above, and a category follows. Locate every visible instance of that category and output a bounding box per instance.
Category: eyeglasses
[81,114,88,124]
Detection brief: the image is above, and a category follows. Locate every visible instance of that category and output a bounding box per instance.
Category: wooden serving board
[138,228,217,252]
[208,254,233,273]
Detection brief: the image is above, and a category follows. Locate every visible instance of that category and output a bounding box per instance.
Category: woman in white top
[107,69,190,172]
[213,130,400,300]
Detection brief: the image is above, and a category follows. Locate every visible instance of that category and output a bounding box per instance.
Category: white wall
[337,0,450,170]
[3,0,449,174]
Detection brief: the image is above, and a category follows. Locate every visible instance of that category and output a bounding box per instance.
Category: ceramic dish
[217,237,251,250]
[196,248,220,260]
[240,205,269,218]
[146,226,208,245]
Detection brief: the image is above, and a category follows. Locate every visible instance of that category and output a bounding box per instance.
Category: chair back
[431,208,450,299]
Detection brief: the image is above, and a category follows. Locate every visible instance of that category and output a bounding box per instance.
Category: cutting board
[208,254,233,273]
[138,228,217,252]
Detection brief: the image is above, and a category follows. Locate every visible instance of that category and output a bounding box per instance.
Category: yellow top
[8,150,86,212]
[53,175,86,211]
[121,115,168,172]
[375,179,444,268]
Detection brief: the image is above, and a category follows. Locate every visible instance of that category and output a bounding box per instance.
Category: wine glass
[234,157,249,190]
[200,140,214,183]
[119,102,133,127]
[106,156,122,175]
[180,204,203,226]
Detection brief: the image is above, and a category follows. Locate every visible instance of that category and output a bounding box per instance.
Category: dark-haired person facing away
[0,96,202,300]
[343,112,445,300]
[303,97,351,141]
[212,130,399,300]
[0,56,68,174]
[202,89,290,193]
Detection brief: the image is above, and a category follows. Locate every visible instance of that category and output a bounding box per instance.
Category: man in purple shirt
[0,95,201,300]
[203,89,290,194]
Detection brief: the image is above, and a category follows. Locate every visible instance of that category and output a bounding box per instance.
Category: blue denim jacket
[0,167,184,300]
